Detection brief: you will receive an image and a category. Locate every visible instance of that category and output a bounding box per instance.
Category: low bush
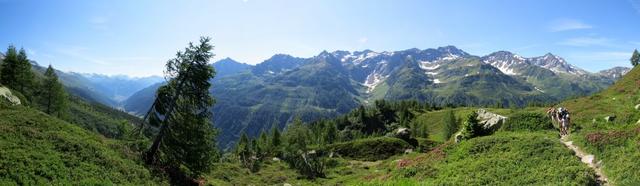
[501,112,553,131]
[428,132,596,185]
[574,127,640,184]
[415,138,441,152]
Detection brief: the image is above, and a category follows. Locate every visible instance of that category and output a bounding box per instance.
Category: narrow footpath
[560,135,609,186]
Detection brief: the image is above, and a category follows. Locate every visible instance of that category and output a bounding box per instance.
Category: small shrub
[416,138,441,152]
[459,112,482,140]
[283,150,326,179]
[501,112,553,131]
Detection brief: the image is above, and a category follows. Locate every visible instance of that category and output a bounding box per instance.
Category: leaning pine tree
[141,37,218,178]
[39,65,67,118]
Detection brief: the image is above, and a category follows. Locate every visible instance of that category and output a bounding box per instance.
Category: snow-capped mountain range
[121,45,630,148]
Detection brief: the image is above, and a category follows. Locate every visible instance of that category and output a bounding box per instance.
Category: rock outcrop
[476,109,507,131]
[392,127,411,140]
[454,109,507,143]
[0,86,21,105]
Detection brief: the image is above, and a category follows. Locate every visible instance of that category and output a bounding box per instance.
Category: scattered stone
[604,115,616,122]
[582,154,595,164]
[455,133,463,143]
[272,157,280,162]
[404,149,413,154]
[635,104,640,110]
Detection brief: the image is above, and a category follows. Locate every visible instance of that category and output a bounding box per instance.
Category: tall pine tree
[236,132,257,171]
[631,49,639,67]
[38,65,67,118]
[460,111,481,140]
[324,121,338,144]
[442,110,458,140]
[270,124,282,156]
[1,46,35,99]
[143,37,218,178]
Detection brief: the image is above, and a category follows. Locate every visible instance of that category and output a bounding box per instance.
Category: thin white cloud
[548,18,593,32]
[358,37,368,43]
[557,36,613,47]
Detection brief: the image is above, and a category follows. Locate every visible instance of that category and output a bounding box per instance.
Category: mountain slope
[211,53,361,148]
[17,65,148,139]
[480,51,615,99]
[31,65,119,107]
[560,65,640,185]
[0,105,159,185]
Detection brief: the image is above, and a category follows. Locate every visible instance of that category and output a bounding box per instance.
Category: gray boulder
[476,109,507,131]
[392,127,411,140]
[0,86,21,105]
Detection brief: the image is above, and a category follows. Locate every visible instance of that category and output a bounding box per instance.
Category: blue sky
[1,0,639,77]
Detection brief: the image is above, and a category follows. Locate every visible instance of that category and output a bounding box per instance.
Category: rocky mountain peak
[597,66,631,79]
[530,53,586,75]
[436,45,469,57]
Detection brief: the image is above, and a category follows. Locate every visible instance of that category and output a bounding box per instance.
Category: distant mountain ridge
[212,57,252,77]
[76,73,163,102]
[122,46,629,148]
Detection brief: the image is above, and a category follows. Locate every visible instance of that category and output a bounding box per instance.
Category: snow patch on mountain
[441,54,460,61]
[419,62,440,70]
[363,70,387,93]
[353,52,381,65]
[493,62,518,75]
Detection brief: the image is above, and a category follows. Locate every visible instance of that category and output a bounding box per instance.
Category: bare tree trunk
[143,76,188,165]
[144,121,168,164]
